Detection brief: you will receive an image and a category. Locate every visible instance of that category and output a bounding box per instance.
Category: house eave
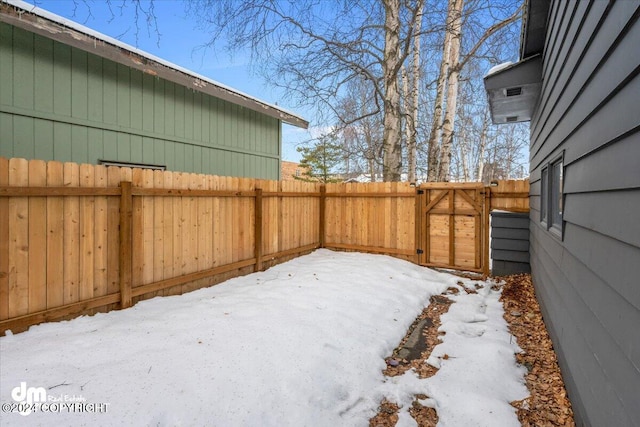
[484,55,542,124]
[0,0,309,129]
[520,0,551,59]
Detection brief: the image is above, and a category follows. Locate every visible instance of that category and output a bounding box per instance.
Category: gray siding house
[0,0,307,179]
[485,1,640,425]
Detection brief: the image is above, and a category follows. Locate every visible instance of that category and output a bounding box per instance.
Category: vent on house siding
[506,116,519,122]
[99,160,166,170]
[505,87,522,97]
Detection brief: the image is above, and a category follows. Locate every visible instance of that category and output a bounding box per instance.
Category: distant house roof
[0,0,309,129]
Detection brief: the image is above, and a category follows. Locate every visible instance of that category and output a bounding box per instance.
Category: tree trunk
[437,0,464,182]
[401,65,413,182]
[476,111,489,182]
[426,0,455,182]
[407,1,423,183]
[382,0,403,182]
[459,126,469,181]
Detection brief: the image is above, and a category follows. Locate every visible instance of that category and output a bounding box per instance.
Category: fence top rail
[0,186,121,197]
[490,192,529,198]
[131,188,257,197]
[0,187,530,200]
[325,192,416,198]
[419,182,485,189]
[262,191,321,198]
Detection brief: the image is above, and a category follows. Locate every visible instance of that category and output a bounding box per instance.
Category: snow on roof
[485,61,514,78]
[2,0,308,128]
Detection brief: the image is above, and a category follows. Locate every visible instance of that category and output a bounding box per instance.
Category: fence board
[197,174,213,286]
[401,183,413,251]
[9,158,29,317]
[131,169,144,293]
[376,183,386,248]
[94,165,108,298]
[142,169,155,288]
[384,182,391,249]
[240,177,253,261]
[80,164,95,302]
[230,176,240,263]
[301,181,310,247]
[0,157,8,320]
[172,172,185,285]
[106,166,121,297]
[46,162,64,308]
[390,182,398,250]
[119,180,132,309]
[280,180,290,252]
[221,176,232,266]
[63,162,80,305]
[152,170,164,296]
[211,175,221,266]
[298,180,306,248]
[28,160,47,313]
[161,171,173,296]
[188,174,199,276]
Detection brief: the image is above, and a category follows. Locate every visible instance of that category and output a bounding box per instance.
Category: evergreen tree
[296,135,343,183]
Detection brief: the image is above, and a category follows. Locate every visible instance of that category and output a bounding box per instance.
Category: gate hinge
[416,249,424,254]
[417,190,424,195]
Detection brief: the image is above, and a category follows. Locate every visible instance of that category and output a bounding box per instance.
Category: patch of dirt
[370,289,459,426]
[499,274,575,427]
[383,292,454,379]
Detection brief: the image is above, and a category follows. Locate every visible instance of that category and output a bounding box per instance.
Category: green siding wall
[0,22,282,179]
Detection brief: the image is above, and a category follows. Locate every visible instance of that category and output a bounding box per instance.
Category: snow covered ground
[0,250,527,426]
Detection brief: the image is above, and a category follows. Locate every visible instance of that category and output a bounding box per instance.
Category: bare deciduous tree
[187,0,427,182]
[427,0,522,181]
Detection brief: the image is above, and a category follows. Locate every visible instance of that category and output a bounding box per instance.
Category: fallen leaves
[370,400,400,427]
[500,274,575,427]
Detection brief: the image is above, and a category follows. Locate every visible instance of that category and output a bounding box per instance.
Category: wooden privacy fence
[416,180,529,274]
[0,157,321,333]
[0,156,528,333]
[324,182,417,260]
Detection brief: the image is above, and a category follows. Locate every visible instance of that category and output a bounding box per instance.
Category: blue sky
[33,0,312,161]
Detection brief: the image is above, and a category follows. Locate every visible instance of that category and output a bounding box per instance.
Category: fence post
[254,188,263,272]
[119,181,133,309]
[483,186,491,279]
[414,187,423,265]
[319,184,326,248]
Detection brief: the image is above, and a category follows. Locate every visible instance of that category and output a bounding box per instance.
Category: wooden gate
[416,183,490,276]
